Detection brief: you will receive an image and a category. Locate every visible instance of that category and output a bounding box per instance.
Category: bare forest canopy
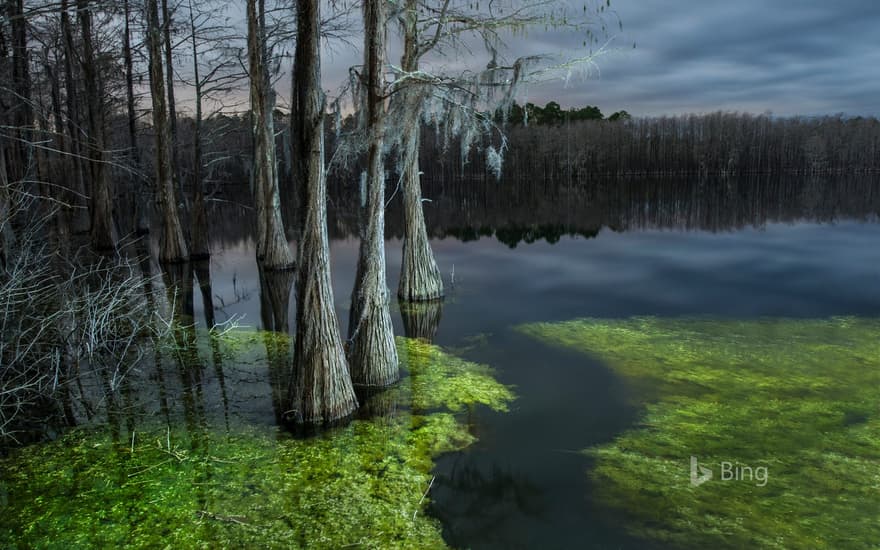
[92,109,880,201]
[439,110,880,178]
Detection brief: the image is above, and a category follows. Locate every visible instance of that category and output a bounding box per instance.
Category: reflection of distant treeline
[203,174,880,250]
[391,174,880,248]
[422,112,880,180]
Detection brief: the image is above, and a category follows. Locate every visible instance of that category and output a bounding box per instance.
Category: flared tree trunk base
[292,342,359,425]
[349,303,400,388]
[398,232,444,302]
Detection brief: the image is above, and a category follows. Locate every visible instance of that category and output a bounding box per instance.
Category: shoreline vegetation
[21,107,874,206]
[0,335,514,548]
[518,317,880,549]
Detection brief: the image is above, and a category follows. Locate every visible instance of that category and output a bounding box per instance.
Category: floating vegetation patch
[0,337,514,549]
[398,338,514,413]
[518,317,880,549]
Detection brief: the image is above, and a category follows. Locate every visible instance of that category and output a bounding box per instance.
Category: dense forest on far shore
[426,110,880,183]
[99,109,880,201]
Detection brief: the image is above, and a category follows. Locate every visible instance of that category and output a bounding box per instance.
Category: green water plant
[518,317,880,549]
[0,337,513,549]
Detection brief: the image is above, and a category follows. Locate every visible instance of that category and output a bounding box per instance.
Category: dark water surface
[181,175,879,548]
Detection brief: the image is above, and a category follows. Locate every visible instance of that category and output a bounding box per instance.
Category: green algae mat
[0,337,514,549]
[519,317,880,549]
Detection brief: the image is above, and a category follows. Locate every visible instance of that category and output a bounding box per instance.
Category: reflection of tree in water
[355,386,400,420]
[258,266,294,425]
[202,175,880,250]
[194,260,231,432]
[193,260,216,330]
[400,300,443,343]
[430,456,544,547]
[161,262,217,511]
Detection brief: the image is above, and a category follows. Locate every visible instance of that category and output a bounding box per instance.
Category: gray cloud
[213,1,879,118]
[518,0,880,116]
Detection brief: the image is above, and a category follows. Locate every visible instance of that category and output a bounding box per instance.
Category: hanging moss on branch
[518,317,880,549]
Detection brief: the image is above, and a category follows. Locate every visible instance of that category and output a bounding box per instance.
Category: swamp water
[2,175,879,549]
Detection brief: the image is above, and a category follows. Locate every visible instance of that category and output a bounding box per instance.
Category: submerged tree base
[0,336,513,549]
[519,317,880,549]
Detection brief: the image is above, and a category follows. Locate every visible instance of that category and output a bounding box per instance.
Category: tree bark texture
[147,0,189,262]
[60,0,88,232]
[348,0,399,388]
[123,0,150,235]
[247,0,294,270]
[259,266,293,334]
[6,0,31,187]
[396,0,444,301]
[398,124,444,301]
[289,0,357,425]
[77,0,117,251]
[161,0,183,202]
[0,146,13,270]
[188,0,209,259]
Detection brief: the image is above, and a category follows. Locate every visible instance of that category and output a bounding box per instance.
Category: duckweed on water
[0,337,514,549]
[518,317,880,549]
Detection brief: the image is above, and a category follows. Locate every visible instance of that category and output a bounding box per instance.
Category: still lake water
[192,175,880,548]
[4,175,878,548]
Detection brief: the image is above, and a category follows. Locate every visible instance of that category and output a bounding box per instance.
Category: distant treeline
[497,101,631,125]
[422,111,880,180]
[110,109,880,202]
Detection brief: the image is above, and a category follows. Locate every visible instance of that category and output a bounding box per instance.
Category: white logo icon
[690,456,712,487]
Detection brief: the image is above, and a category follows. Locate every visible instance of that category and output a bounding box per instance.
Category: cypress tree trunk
[123,0,150,235]
[45,53,68,220]
[290,0,356,424]
[259,266,293,333]
[161,0,183,202]
[188,0,209,260]
[0,148,12,270]
[7,0,31,186]
[60,0,88,233]
[147,0,188,263]
[348,0,399,388]
[398,125,444,301]
[396,0,443,301]
[247,0,294,270]
[77,0,117,251]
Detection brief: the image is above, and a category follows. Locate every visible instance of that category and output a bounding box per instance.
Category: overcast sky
[227,0,879,119]
[519,0,880,117]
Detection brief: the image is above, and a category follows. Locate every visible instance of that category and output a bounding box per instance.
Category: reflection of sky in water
[192,221,880,345]
[164,187,880,549]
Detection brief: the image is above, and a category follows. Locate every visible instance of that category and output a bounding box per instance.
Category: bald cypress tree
[395,0,443,302]
[247,0,294,270]
[390,0,613,299]
[348,0,399,388]
[77,0,116,251]
[289,0,357,424]
[146,0,188,262]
